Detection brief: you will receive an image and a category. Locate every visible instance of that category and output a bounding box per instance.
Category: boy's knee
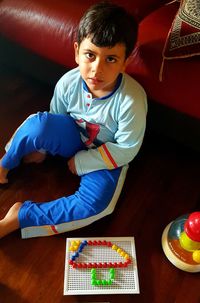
[27,112,50,139]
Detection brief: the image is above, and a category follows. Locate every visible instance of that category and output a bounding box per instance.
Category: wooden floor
[0,65,200,303]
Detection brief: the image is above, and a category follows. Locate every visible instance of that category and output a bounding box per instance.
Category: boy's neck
[83,74,122,99]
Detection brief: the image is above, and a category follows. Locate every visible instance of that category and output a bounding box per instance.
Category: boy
[0,2,147,238]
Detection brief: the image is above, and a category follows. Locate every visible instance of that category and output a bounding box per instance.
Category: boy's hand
[67,157,77,175]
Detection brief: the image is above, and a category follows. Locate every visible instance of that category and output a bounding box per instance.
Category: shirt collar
[82,73,122,100]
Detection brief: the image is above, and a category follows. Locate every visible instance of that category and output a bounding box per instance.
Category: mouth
[88,77,103,85]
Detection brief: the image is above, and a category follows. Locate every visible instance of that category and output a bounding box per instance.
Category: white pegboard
[64,237,140,295]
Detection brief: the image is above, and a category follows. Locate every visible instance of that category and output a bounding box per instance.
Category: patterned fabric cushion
[163,0,200,59]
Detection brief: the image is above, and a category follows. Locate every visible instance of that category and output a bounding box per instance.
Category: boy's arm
[50,86,67,114]
[50,68,80,114]
[75,95,147,176]
[49,73,70,114]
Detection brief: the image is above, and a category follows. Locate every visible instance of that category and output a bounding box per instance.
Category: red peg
[184,212,200,242]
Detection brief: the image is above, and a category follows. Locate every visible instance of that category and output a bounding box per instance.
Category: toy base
[162,223,200,273]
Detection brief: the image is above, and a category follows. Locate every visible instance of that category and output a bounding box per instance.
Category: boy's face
[74,37,130,98]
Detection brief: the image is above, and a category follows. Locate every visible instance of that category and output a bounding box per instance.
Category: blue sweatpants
[2,112,128,238]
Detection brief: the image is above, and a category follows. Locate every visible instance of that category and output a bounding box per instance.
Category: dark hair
[77,1,138,58]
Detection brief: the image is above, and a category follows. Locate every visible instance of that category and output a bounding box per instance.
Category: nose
[91,58,103,75]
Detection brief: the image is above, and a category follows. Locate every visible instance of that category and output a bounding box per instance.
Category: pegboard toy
[64,237,139,295]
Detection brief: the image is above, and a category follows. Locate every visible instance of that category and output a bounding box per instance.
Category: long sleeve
[50,67,82,115]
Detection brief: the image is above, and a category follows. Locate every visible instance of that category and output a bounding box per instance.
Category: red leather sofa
[0,0,199,149]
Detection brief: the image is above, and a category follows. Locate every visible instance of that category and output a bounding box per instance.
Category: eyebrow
[83,48,120,58]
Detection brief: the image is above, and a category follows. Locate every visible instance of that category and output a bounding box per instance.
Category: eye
[106,56,117,63]
[85,52,95,60]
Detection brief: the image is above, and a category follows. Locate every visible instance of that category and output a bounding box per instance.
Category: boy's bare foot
[0,202,22,238]
[0,165,9,184]
[23,151,46,164]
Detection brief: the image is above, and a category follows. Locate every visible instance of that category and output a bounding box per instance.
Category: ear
[122,56,132,72]
[74,42,79,65]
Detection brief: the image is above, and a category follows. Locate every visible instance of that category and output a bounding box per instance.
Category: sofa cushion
[127,2,200,120]
[0,0,170,69]
[163,0,200,59]
[0,0,82,68]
